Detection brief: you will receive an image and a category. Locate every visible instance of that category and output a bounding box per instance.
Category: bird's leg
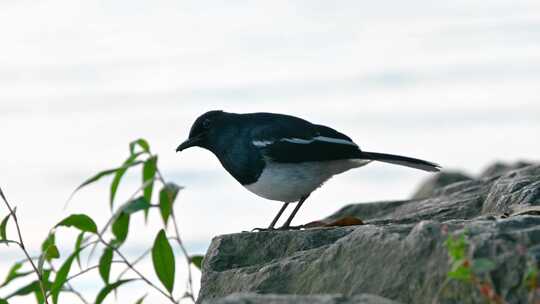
[279,194,310,230]
[251,202,289,232]
[268,202,290,229]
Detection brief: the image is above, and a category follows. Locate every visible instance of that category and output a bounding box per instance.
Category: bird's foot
[248,225,303,232]
[249,227,275,232]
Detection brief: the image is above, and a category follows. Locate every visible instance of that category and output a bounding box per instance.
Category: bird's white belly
[244,159,370,202]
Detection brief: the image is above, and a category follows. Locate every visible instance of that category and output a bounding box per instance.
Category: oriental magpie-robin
[176,110,441,230]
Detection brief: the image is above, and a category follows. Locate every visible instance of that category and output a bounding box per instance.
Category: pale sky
[1,0,540,303]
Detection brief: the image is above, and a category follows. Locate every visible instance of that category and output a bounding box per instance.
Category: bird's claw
[247,225,303,232]
[249,227,275,232]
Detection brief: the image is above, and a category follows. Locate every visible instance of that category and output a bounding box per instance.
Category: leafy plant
[523,255,540,303]
[444,230,539,304]
[444,231,503,303]
[0,139,203,303]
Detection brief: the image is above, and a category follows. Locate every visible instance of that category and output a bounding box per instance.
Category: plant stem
[99,177,158,236]
[46,261,91,304]
[63,260,124,284]
[155,169,196,302]
[85,177,158,264]
[116,248,151,281]
[170,208,195,301]
[97,235,177,303]
[64,286,90,304]
[0,187,50,304]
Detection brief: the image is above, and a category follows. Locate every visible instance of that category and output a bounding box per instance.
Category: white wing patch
[253,136,357,148]
[252,140,274,147]
[282,136,357,146]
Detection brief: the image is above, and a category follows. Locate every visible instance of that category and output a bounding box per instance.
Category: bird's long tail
[360,151,441,172]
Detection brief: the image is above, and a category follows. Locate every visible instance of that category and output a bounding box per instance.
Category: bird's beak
[176,135,203,152]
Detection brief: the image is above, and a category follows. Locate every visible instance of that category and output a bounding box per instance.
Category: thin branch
[63,286,90,304]
[44,259,128,302]
[86,177,158,264]
[0,187,50,304]
[0,239,21,246]
[100,177,158,235]
[116,248,151,281]
[170,209,195,301]
[155,169,195,302]
[97,235,177,303]
[65,260,125,283]
[45,261,91,304]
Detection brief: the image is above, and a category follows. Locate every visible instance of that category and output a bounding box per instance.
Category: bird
[176,110,441,230]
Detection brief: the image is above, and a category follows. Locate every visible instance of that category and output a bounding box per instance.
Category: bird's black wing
[249,115,363,163]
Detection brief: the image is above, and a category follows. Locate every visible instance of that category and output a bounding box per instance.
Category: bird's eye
[202,118,211,129]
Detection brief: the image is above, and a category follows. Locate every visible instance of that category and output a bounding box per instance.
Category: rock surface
[198,163,540,304]
[203,293,399,304]
[411,171,472,199]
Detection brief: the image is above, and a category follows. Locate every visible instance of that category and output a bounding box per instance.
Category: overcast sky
[1,0,539,302]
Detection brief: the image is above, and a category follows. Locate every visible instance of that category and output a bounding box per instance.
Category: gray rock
[479,161,533,179]
[198,164,540,304]
[203,293,400,304]
[411,171,473,199]
[482,164,540,214]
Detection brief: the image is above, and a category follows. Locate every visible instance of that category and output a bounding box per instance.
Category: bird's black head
[176,110,225,152]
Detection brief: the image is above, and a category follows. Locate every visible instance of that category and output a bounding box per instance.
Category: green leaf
[6,281,40,298]
[122,197,151,215]
[152,229,175,293]
[1,263,22,287]
[134,294,147,304]
[38,234,60,274]
[45,245,60,260]
[56,214,98,234]
[448,260,472,282]
[50,249,79,304]
[38,244,60,280]
[75,169,121,192]
[0,298,9,304]
[112,213,130,244]
[99,247,114,284]
[110,152,143,210]
[190,255,204,270]
[34,288,45,304]
[129,138,150,155]
[444,233,468,260]
[448,267,471,282]
[95,279,135,304]
[0,214,10,240]
[68,161,144,203]
[74,232,85,268]
[41,232,55,254]
[38,269,52,304]
[142,156,158,203]
[4,273,50,300]
[1,262,33,287]
[472,258,496,274]
[159,183,182,226]
[525,263,539,281]
[524,263,539,290]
